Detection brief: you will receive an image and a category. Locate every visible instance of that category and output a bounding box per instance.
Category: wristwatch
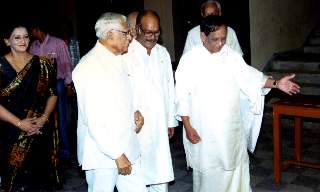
[272,80,278,88]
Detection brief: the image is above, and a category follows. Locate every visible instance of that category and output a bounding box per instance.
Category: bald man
[125,10,177,192]
[127,11,139,39]
[183,0,243,55]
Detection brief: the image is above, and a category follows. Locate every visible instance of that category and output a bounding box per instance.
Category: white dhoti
[193,156,251,192]
[85,160,147,192]
[147,183,169,192]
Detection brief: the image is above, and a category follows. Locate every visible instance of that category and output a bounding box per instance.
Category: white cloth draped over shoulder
[175,45,269,173]
[183,24,267,153]
[72,41,140,170]
[124,39,178,185]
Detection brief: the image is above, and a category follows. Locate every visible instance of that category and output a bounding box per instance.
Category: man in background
[29,20,74,163]
[183,0,243,55]
[127,11,139,39]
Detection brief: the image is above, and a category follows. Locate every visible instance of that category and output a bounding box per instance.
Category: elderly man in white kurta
[183,0,242,55]
[72,12,147,192]
[125,10,178,192]
[175,15,300,192]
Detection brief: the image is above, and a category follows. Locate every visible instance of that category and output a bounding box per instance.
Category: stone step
[308,36,320,45]
[266,85,320,96]
[304,46,320,53]
[299,85,320,95]
[263,103,320,130]
[270,60,320,71]
[268,51,320,63]
[264,70,320,83]
[264,71,320,95]
[314,30,320,36]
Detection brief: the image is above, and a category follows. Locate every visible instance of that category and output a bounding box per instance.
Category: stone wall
[249,0,320,70]
[144,0,176,61]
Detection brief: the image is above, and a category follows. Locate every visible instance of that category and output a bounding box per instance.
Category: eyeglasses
[111,29,131,38]
[138,27,160,38]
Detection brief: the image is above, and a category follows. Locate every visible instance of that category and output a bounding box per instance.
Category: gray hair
[95,12,127,39]
[127,11,139,28]
[201,0,222,15]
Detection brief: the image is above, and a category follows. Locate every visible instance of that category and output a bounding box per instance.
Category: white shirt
[175,45,268,172]
[183,25,243,55]
[183,25,267,152]
[73,41,140,170]
[125,39,178,184]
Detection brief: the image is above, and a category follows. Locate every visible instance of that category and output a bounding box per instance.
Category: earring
[4,39,10,46]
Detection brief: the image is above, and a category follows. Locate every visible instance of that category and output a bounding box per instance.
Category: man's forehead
[205,4,218,11]
[141,15,159,26]
[208,25,227,37]
[202,2,219,14]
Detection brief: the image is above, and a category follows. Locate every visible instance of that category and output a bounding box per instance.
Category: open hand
[277,74,300,95]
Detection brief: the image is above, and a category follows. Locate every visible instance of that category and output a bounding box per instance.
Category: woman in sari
[0,23,61,191]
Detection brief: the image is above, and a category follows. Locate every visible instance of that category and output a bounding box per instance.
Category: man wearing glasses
[125,10,177,192]
[175,15,300,192]
[72,12,147,192]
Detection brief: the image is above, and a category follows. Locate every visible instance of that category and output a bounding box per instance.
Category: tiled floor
[58,117,320,192]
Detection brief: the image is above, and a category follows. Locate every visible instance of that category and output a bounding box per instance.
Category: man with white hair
[183,0,243,55]
[72,12,147,192]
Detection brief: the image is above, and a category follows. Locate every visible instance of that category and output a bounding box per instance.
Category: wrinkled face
[202,3,220,17]
[110,22,132,54]
[201,25,227,53]
[136,15,160,51]
[5,27,30,52]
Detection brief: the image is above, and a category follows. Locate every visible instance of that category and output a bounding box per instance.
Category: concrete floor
[57,118,320,192]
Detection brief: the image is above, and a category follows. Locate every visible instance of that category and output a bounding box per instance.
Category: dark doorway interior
[75,0,144,55]
[172,0,251,66]
[1,0,249,64]
[0,0,143,56]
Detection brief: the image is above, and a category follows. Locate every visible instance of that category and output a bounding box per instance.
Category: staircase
[262,23,320,126]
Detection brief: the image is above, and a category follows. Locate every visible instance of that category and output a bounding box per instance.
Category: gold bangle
[41,114,49,122]
[272,80,278,88]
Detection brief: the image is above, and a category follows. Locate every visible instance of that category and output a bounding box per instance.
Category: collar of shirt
[95,40,124,66]
[200,43,228,58]
[129,39,159,56]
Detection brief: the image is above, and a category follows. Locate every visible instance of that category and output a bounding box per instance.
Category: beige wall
[250,0,320,70]
[144,0,176,61]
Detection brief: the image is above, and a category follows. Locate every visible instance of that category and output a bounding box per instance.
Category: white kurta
[175,45,269,191]
[183,25,267,152]
[73,41,140,170]
[125,39,178,185]
[183,25,243,55]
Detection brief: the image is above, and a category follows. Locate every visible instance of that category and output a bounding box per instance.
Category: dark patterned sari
[0,56,61,191]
